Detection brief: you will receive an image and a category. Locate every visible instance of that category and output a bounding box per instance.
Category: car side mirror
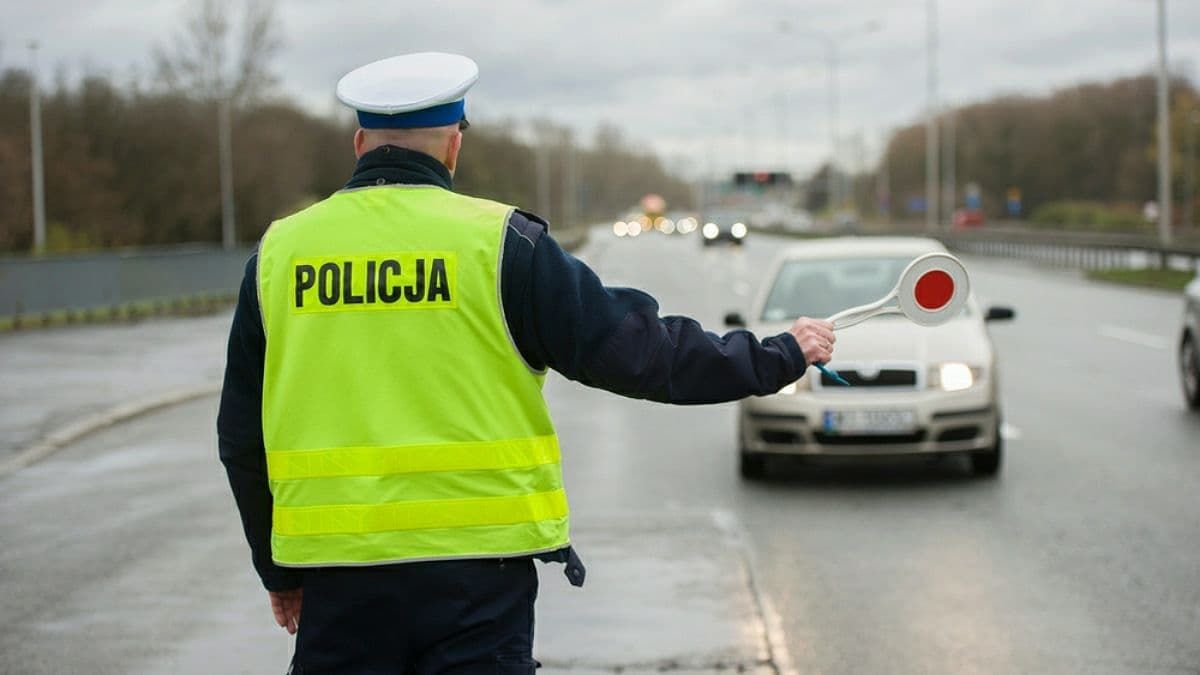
[724,311,746,327]
[985,306,1015,322]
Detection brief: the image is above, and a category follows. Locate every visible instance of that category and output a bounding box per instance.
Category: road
[2,229,1198,673]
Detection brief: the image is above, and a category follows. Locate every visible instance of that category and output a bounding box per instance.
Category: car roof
[776,236,947,260]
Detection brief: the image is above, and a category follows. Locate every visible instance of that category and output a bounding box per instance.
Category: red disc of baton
[828,252,971,329]
[914,270,955,310]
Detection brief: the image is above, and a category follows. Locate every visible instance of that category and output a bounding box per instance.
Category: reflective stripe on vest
[257,185,569,567]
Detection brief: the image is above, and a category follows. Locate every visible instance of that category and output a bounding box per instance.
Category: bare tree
[153,0,281,248]
[153,0,281,105]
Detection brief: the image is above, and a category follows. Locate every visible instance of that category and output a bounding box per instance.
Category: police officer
[217,52,835,673]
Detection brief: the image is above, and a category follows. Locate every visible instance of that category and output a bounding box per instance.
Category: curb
[0,292,237,333]
[712,509,797,675]
[0,384,221,478]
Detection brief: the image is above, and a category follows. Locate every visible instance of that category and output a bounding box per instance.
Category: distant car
[700,209,748,246]
[727,237,1015,479]
[953,209,986,228]
[1180,274,1200,410]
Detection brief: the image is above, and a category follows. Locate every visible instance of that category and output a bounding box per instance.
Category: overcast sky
[4,0,1200,177]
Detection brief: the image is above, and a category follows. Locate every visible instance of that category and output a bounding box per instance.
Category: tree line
[0,3,693,256]
[870,74,1199,226]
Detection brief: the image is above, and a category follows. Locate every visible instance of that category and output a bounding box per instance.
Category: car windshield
[760,257,914,322]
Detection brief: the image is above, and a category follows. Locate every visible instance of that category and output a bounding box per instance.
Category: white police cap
[336,52,479,129]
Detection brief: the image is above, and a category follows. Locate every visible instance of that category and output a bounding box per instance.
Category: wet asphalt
[557,230,1200,674]
[1,229,1198,673]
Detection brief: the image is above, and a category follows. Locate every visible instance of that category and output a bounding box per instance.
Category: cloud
[6,0,1199,177]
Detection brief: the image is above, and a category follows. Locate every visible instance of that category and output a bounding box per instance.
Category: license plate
[822,409,916,435]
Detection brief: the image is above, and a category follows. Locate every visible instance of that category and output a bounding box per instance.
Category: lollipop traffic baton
[827,252,971,330]
[816,252,971,386]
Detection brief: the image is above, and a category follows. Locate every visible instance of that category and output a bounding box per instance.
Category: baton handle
[827,293,902,330]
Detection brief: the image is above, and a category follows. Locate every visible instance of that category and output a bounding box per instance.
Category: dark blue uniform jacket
[217,146,808,591]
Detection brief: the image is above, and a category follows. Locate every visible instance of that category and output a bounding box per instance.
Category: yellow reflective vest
[257,185,569,567]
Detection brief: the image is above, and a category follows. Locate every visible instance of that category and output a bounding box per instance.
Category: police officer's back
[218,52,836,673]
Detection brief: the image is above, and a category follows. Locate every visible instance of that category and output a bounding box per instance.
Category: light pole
[218,96,236,249]
[1185,108,1198,230]
[561,130,578,228]
[942,106,956,224]
[1155,0,1172,247]
[779,20,881,216]
[824,37,840,212]
[925,0,940,232]
[28,41,46,255]
[534,122,551,220]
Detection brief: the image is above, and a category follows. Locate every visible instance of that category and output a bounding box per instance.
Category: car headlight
[731,222,747,239]
[613,221,628,237]
[702,223,719,239]
[628,220,642,237]
[929,362,983,391]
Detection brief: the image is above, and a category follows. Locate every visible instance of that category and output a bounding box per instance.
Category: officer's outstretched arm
[505,216,809,405]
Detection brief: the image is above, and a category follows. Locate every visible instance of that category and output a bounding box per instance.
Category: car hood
[753,315,993,367]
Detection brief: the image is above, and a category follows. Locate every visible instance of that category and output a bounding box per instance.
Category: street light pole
[28,41,46,255]
[218,96,237,250]
[1185,109,1198,230]
[1155,0,1172,247]
[535,123,551,220]
[561,131,578,229]
[925,0,940,232]
[942,106,956,224]
[825,38,840,213]
[777,20,879,217]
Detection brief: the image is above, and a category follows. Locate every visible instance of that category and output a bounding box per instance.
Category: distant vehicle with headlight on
[700,209,748,246]
[725,237,1015,478]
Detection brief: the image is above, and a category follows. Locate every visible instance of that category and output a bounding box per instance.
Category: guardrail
[0,226,591,331]
[755,221,1200,278]
[936,226,1200,272]
[0,245,252,330]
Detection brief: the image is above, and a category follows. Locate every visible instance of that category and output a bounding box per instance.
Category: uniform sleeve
[216,253,301,592]
[501,211,807,404]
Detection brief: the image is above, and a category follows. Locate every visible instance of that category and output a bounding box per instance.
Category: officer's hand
[789,317,835,366]
[269,588,303,635]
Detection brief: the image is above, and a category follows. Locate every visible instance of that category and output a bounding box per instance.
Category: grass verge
[1086,268,1195,291]
[1,292,237,333]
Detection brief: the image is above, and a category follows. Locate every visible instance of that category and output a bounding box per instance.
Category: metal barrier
[0,246,253,329]
[937,227,1200,272]
[0,226,591,331]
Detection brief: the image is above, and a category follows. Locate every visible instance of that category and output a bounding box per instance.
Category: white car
[728,237,1014,478]
[1180,273,1200,410]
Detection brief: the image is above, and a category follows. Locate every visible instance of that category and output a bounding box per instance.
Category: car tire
[969,422,1003,477]
[1180,332,1200,410]
[739,450,767,480]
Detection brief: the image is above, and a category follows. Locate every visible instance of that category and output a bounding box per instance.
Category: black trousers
[290,558,539,674]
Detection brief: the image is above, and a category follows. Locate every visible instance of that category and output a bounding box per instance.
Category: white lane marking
[712,509,797,675]
[0,385,221,477]
[1097,324,1170,350]
[1000,422,1022,441]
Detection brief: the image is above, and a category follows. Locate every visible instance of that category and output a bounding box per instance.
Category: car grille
[936,426,980,442]
[814,430,927,445]
[760,430,804,444]
[820,368,918,388]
